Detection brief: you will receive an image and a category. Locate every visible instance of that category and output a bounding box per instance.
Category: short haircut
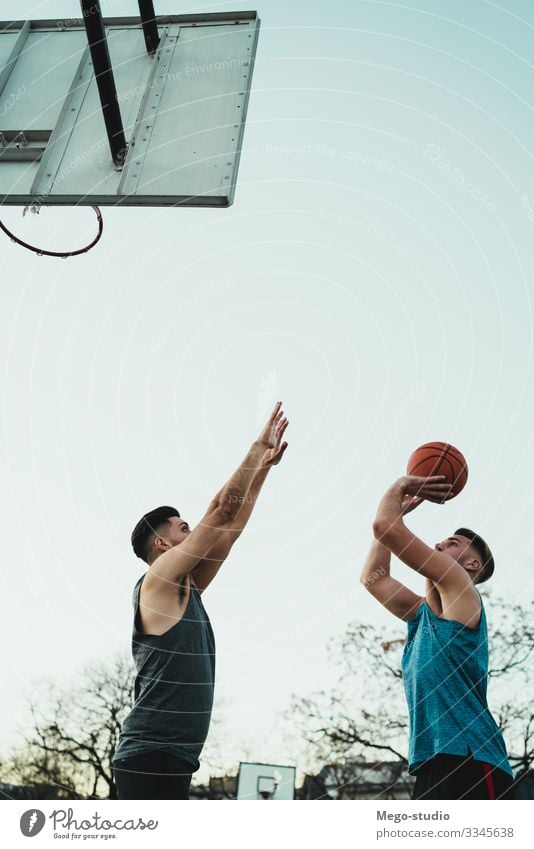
[454,527,494,584]
[131,505,180,563]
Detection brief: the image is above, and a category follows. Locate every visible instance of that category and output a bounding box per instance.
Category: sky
[1,0,534,785]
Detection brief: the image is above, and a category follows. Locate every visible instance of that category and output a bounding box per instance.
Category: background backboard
[0,11,259,207]
[236,762,296,800]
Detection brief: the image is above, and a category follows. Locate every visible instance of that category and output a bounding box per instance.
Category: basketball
[406,442,468,499]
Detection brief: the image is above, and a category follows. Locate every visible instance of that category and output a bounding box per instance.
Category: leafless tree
[2,655,134,799]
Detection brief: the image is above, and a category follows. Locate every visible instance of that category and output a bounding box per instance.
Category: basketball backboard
[0,8,260,207]
[236,762,296,800]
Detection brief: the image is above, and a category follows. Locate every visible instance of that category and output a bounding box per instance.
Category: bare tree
[290,626,408,769]
[2,656,134,799]
[290,595,534,776]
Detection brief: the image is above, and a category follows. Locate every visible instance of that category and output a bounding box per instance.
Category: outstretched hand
[257,402,289,467]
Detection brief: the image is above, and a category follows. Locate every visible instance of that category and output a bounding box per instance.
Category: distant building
[300,760,534,800]
[513,770,534,800]
[0,782,78,800]
[300,759,414,800]
[190,775,238,799]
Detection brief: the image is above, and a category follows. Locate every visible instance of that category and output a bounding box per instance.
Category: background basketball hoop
[257,774,280,800]
[236,763,294,800]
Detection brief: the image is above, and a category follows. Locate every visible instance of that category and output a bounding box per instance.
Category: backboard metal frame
[0,11,260,208]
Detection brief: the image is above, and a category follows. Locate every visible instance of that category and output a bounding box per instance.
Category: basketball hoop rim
[0,204,103,258]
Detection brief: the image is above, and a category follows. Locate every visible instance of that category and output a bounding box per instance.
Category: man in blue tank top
[113,402,289,799]
[360,474,513,800]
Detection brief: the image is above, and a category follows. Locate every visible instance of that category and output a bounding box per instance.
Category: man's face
[434,534,475,569]
[163,516,191,548]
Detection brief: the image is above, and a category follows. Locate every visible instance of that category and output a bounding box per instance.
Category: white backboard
[236,762,296,800]
[0,11,259,207]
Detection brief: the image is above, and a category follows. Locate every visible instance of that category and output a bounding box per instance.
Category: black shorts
[412,753,513,800]
[113,750,193,800]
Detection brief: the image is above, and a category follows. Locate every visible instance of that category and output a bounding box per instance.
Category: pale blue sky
[1,0,534,777]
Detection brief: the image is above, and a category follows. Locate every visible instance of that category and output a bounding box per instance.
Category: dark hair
[454,527,494,584]
[131,506,180,563]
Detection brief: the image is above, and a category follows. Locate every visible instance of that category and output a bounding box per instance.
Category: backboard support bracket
[138,0,160,54]
[118,26,175,198]
[80,0,127,167]
[0,130,51,161]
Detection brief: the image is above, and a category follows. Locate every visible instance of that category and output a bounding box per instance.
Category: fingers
[276,416,289,444]
[270,402,286,435]
[403,495,422,512]
[417,486,454,502]
[403,474,452,499]
[406,475,449,484]
[270,401,283,423]
[401,495,424,516]
[434,490,456,504]
[268,403,288,448]
[416,482,452,492]
[260,402,286,446]
[417,488,453,501]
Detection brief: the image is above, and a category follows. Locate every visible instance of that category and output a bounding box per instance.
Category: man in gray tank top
[113,402,289,799]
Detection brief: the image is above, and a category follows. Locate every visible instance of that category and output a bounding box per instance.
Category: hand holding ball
[406,442,468,500]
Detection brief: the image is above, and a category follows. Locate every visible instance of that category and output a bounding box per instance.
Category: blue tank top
[113,575,215,771]
[402,599,512,775]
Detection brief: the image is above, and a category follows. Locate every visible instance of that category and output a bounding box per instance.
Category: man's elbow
[359,564,374,588]
[373,518,391,542]
[360,567,387,596]
[359,573,374,593]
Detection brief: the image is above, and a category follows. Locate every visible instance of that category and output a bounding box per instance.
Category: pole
[80,0,127,166]
[138,0,160,55]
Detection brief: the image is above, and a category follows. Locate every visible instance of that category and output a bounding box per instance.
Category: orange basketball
[406,441,468,498]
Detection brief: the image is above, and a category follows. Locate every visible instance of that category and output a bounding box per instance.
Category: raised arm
[373,475,472,598]
[149,403,287,588]
[192,412,289,591]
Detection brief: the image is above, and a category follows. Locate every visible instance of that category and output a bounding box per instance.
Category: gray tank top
[113,574,215,771]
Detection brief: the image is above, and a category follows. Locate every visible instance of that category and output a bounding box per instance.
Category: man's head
[131,506,191,564]
[435,528,494,584]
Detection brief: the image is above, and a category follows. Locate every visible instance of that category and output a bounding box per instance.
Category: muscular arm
[192,466,270,592]
[148,439,266,586]
[149,402,287,587]
[192,409,289,592]
[373,476,480,624]
[201,464,268,531]
[372,477,466,589]
[186,404,288,592]
[360,538,423,621]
